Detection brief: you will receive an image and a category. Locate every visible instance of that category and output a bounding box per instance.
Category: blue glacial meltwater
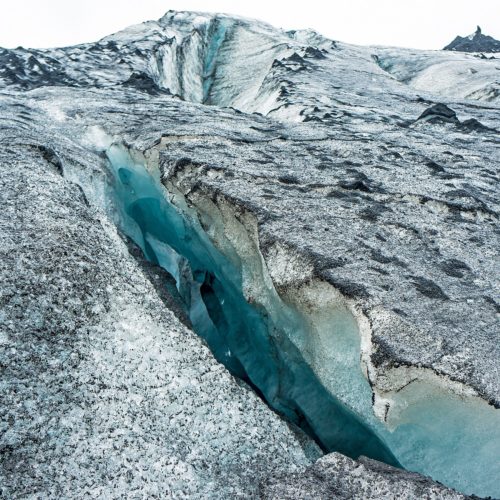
[104,144,500,498]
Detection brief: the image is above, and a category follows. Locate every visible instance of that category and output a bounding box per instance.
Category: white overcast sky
[1,1,499,50]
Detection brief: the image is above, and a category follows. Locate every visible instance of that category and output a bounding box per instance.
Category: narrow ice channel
[102,143,500,498]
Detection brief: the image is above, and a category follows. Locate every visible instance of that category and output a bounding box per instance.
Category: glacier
[99,141,499,497]
[104,143,399,466]
[0,9,499,500]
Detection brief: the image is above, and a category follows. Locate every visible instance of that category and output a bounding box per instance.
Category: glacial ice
[2,7,498,496]
[105,143,399,466]
[103,143,500,498]
[202,18,228,101]
[151,16,229,104]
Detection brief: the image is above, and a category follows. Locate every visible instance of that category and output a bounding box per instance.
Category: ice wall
[102,144,500,498]
[150,17,230,104]
[104,144,398,466]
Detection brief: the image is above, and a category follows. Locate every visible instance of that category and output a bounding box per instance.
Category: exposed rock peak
[443,26,500,52]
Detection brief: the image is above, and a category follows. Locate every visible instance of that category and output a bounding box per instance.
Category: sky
[1,0,499,50]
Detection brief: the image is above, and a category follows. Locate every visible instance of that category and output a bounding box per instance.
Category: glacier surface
[0,9,499,499]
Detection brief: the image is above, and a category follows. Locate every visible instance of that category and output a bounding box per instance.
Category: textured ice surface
[103,143,398,466]
[0,132,318,499]
[373,47,500,101]
[102,143,499,496]
[261,452,469,499]
[0,9,499,499]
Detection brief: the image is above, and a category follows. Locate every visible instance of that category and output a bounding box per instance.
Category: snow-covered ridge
[0,9,498,122]
[373,46,500,102]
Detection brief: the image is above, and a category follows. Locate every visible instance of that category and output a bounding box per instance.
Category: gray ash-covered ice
[0,9,499,500]
[260,453,469,499]
[0,113,321,498]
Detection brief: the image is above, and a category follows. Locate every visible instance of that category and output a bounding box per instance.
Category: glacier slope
[373,47,500,102]
[0,9,499,499]
[0,107,322,498]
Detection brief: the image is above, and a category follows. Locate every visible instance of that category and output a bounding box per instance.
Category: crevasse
[201,18,228,102]
[103,144,500,499]
[105,143,398,466]
[152,17,229,103]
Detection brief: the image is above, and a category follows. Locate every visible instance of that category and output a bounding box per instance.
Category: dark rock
[122,71,169,95]
[458,118,496,133]
[426,160,446,173]
[444,26,500,53]
[417,103,458,124]
[278,174,300,184]
[410,276,449,300]
[304,46,326,59]
[260,453,468,499]
[338,179,372,192]
[441,258,470,278]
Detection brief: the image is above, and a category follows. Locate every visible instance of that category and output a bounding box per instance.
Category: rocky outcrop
[416,103,459,123]
[444,26,500,53]
[415,103,497,132]
[260,453,470,499]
